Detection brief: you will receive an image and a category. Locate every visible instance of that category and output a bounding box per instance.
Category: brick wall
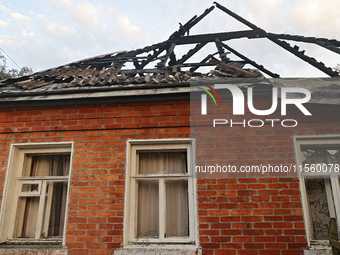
[0,98,339,255]
[192,98,340,255]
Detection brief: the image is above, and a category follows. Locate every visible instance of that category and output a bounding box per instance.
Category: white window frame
[0,142,74,246]
[123,139,198,248]
[294,135,340,248]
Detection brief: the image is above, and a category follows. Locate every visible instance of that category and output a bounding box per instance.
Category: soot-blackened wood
[267,36,340,77]
[189,53,217,73]
[139,44,168,69]
[176,43,207,65]
[156,43,176,68]
[219,40,280,78]
[214,2,260,30]
[171,30,266,45]
[268,33,340,47]
[215,39,229,62]
[314,41,340,55]
[214,2,340,77]
[209,57,261,78]
[169,6,215,40]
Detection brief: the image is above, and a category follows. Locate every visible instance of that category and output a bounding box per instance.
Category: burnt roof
[0,2,339,95]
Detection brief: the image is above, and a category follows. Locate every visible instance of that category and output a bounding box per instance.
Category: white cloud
[20,30,27,37]
[36,15,76,42]
[55,0,99,32]
[116,15,141,38]
[11,12,30,25]
[292,0,340,38]
[0,35,19,53]
[0,4,10,12]
[75,1,98,30]
[0,19,8,28]
[57,0,72,9]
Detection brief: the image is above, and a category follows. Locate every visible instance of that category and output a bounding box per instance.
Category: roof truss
[1,2,340,91]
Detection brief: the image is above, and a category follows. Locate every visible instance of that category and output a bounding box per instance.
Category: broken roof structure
[1,4,340,255]
[0,2,340,101]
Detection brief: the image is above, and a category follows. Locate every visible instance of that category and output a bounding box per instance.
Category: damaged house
[1,2,340,255]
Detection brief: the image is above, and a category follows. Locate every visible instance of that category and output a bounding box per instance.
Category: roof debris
[0,2,339,93]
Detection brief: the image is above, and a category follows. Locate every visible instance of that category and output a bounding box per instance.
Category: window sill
[6,238,62,245]
[304,241,331,255]
[114,246,202,255]
[304,249,331,255]
[0,248,68,255]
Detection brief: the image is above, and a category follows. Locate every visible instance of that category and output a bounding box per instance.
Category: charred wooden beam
[210,70,232,78]
[177,42,207,64]
[314,41,340,55]
[139,45,167,69]
[214,2,339,77]
[189,53,218,73]
[268,33,340,55]
[214,2,261,30]
[169,6,215,40]
[170,30,266,45]
[177,62,215,68]
[156,43,176,68]
[219,40,280,78]
[120,68,167,75]
[209,56,262,78]
[267,36,340,77]
[268,33,340,47]
[215,39,229,62]
[120,62,215,75]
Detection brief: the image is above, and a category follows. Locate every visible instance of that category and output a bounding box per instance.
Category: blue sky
[1,0,340,77]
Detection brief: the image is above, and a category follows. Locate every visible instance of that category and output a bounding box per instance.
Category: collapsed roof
[0,2,340,94]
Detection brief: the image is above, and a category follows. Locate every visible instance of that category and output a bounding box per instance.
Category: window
[295,136,340,247]
[0,143,73,245]
[123,139,197,247]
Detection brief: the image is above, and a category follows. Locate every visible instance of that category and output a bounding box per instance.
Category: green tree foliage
[0,53,33,80]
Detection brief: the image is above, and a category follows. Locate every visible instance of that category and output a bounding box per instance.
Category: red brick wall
[0,98,339,255]
[192,98,340,255]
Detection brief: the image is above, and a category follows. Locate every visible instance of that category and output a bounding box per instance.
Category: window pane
[23,155,70,177]
[22,183,39,193]
[139,151,187,174]
[137,180,159,238]
[305,178,331,240]
[14,197,40,238]
[300,146,340,172]
[42,182,68,237]
[166,180,189,237]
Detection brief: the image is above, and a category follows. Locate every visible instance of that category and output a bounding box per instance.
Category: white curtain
[137,151,189,239]
[15,155,69,238]
[137,181,159,238]
[166,180,189,237]
[139,152,187,174]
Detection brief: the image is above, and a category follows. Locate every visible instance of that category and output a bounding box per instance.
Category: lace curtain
[136,151,189,239]
[15,155,69,238]
[302,148,340,240]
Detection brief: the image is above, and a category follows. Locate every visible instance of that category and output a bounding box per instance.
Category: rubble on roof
[0,2,339,94]
[0,57,262,92]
